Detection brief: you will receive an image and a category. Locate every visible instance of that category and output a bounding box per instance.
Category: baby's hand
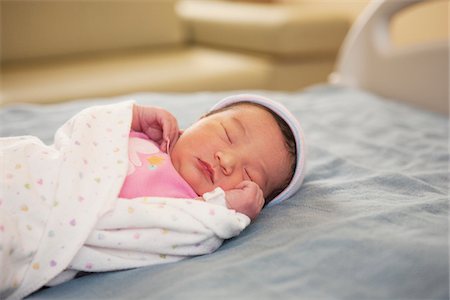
[132,104,180,152]
[225,181,265,221]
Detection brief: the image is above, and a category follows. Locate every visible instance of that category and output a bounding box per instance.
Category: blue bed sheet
[1,85,448,299]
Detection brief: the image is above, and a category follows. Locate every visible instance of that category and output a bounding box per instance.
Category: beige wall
[266,0,448,46]
[391,0,449,47]
[0,0,185,63]
[256,0,370,19]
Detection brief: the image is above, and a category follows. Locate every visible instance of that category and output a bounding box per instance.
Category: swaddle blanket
[0,101,250,299]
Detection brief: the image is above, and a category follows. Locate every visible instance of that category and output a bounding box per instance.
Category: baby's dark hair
[205,101,297,205]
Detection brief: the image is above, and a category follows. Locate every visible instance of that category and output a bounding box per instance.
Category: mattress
[1,85,448,299]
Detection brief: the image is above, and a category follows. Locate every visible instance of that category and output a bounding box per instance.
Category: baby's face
[170,104,291,198]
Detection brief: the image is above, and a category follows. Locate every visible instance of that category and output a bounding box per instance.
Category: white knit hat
[210,94,306,207]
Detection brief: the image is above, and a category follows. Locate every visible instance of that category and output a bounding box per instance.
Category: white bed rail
[330,0,448,115]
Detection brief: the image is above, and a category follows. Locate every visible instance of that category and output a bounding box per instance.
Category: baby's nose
[215,151,236,176]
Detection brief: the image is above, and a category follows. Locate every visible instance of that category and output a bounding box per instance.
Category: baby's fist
[225,181,264,220]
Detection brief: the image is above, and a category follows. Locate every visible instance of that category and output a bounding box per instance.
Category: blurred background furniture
[331,0,448,114]
[1,0,447,107]
[0,0,356,105]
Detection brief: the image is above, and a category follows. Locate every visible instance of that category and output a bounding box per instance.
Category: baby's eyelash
[221,123,232,144]
[244,168,253,182]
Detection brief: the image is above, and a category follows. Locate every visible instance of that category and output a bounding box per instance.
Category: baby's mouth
[198,158,215,183]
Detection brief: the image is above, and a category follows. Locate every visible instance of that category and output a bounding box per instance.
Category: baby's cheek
[223,171,247,189]
[216,181,236,193]
[184,169,212,195]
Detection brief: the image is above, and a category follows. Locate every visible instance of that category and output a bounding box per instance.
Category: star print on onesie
[119,131,197,199]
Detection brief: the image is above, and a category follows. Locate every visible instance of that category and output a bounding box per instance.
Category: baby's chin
[181,175,206,196]
[189,179,217,197]
[175,163,217,196]
[191,184,210,197]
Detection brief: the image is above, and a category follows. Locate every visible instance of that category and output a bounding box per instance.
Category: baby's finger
[159,140,167,153]
[168,130,181,151]
[145,126,163,142]
[166,127,179,153]
[258,190,265,208]
[160,118,179,151]
[160,129,178,153]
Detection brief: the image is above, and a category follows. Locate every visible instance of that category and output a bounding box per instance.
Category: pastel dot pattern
[0,101,133,299]
[0,101,250,300]
[71,195,249,272]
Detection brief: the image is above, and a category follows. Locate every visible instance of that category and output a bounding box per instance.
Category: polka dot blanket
[0,101,249,299]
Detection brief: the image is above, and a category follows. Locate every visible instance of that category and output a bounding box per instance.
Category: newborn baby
[120,94,306,220]
[0,94,306,299]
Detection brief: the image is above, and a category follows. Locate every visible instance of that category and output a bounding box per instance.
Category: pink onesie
[119,131,197,199]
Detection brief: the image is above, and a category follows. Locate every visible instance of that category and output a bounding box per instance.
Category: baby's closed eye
[221,123,232,144]
[244,168,253,182]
